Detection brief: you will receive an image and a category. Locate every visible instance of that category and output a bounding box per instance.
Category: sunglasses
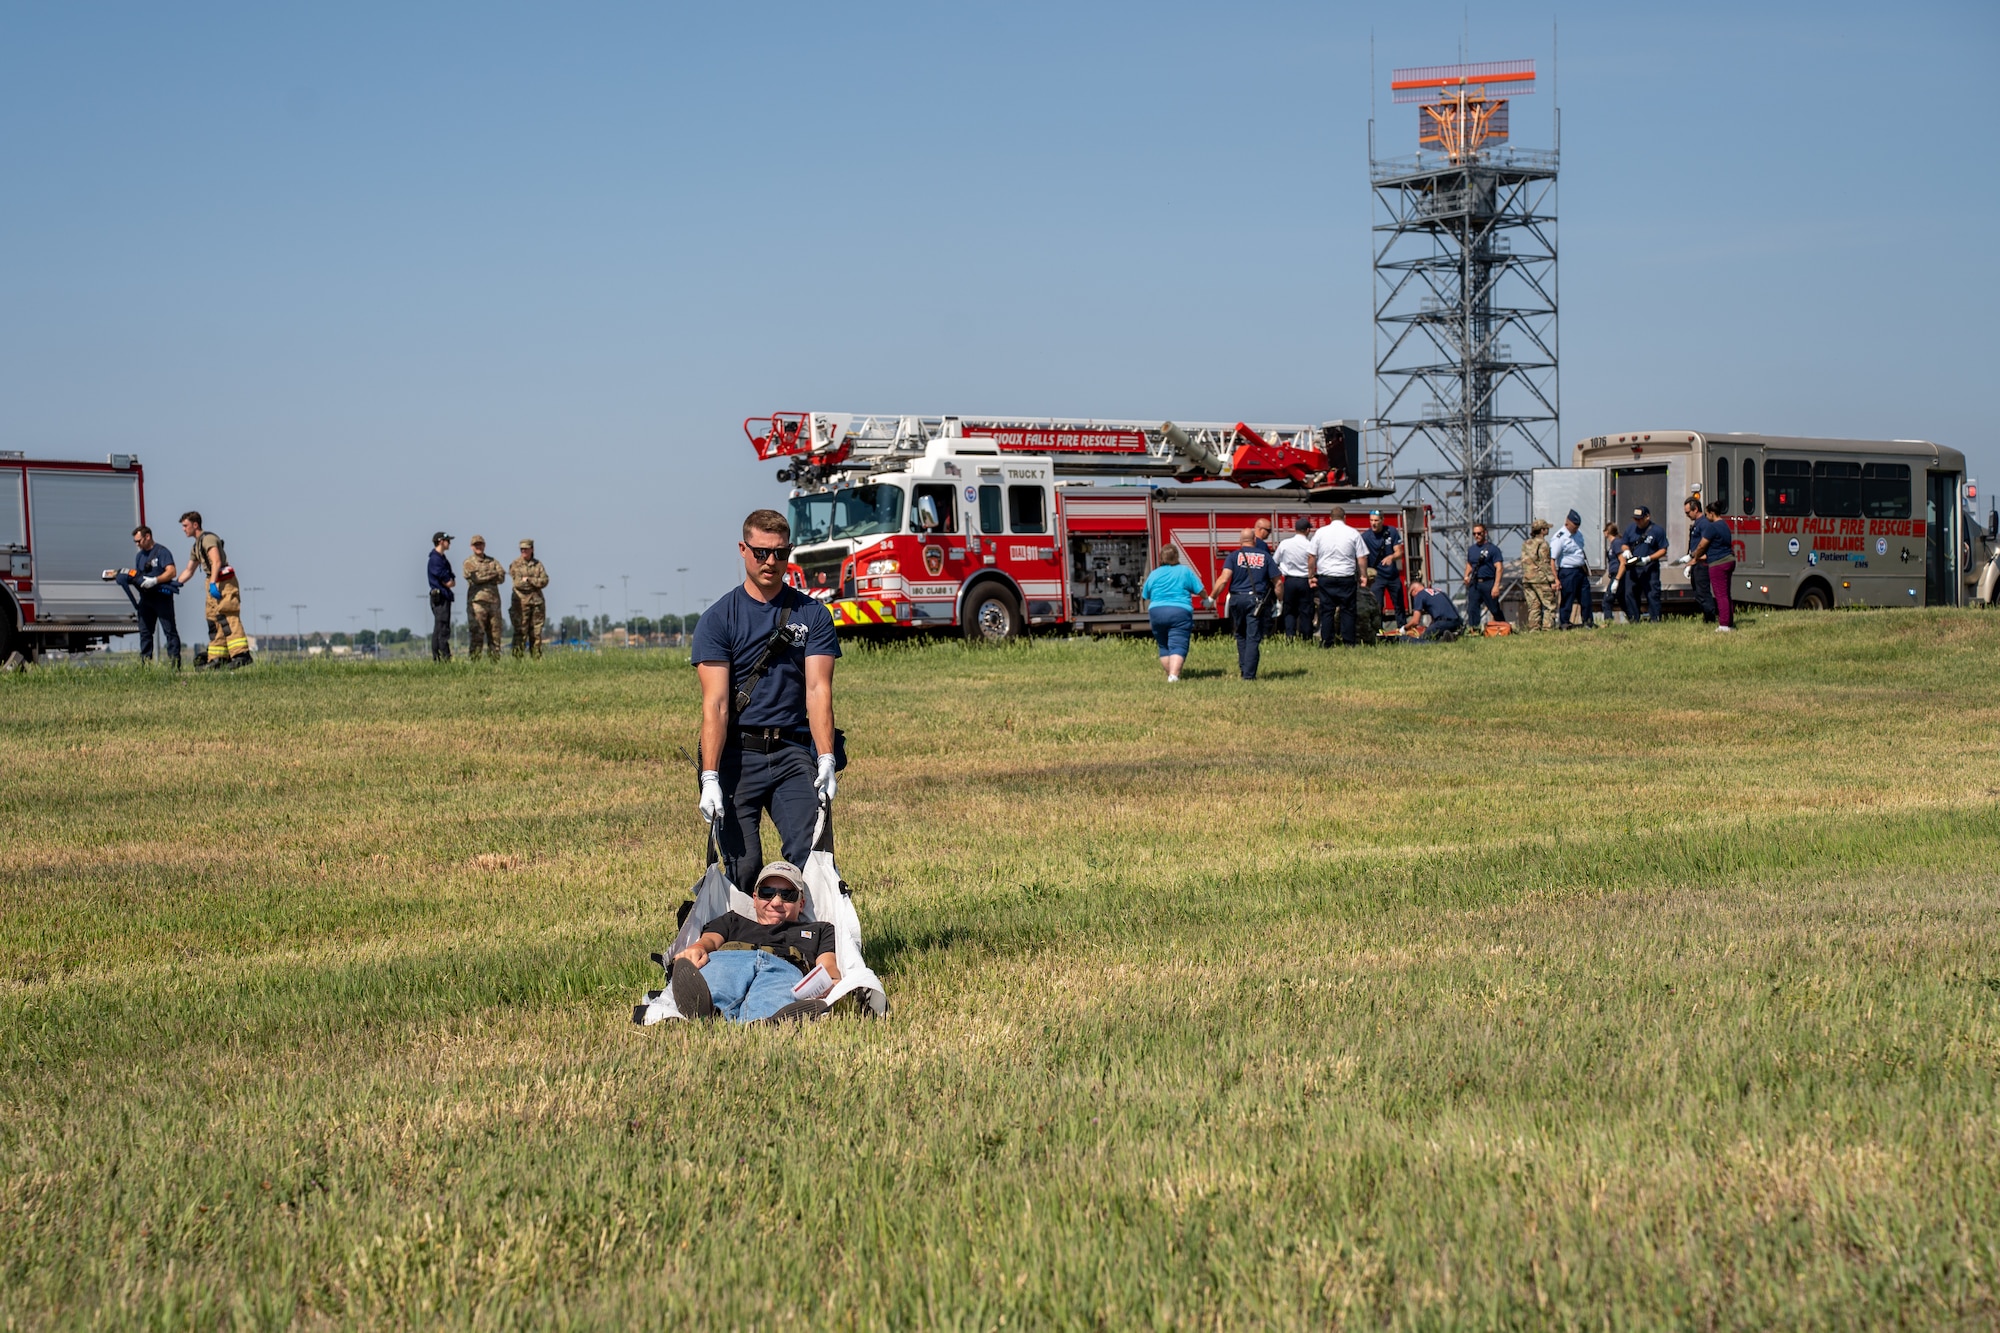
[754,885,802,903]
[743,543,795,563]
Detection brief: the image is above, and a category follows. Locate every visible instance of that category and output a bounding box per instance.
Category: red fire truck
[746,412,1431,639]
[1,449,148,662]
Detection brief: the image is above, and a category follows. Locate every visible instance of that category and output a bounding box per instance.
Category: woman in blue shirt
[1140,546,1207,682]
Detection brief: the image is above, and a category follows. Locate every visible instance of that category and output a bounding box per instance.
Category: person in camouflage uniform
[509,539,550,658]
[1518,518,1558,631]
[461,535,507,660]
[176,511,252,668]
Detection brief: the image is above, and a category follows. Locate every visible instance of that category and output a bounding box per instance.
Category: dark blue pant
[136,592,181,660]
[1465,580,1505,629]
[1316,575,1358,646]
[1377,574,1406,626]
[716,742,819,891]
[1280,576,1313,639]
[1557,566,1594,628]
[430,592,454,660]
[1689,560,1716,620]
[1626,565,1662,621]
[1228,596,1264,678]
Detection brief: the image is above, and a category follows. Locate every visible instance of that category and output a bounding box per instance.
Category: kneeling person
[670,862,839,1023]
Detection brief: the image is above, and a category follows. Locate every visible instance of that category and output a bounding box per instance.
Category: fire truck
[0,450,149,662]
[745,412,1431,639]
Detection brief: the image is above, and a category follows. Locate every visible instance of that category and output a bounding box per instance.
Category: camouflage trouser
[469,596,504,659]
[1358,577,1384,643]
[206,580,249,660]
[511,596,546,658]
[1521,581,1559,631]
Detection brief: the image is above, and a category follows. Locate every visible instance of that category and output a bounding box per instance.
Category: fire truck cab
[1,451,148,662]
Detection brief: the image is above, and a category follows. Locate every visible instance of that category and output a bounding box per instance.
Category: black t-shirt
[701,911,834,974]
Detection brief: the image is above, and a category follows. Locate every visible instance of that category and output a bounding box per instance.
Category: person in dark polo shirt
[691,508,841,890]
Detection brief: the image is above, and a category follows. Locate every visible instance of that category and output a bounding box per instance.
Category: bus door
[1610,464,1670,540]
[1926,471,1961,606]
[1727,446,1763,570]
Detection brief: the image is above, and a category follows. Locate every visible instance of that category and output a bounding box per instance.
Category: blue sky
[2,2,1993,635]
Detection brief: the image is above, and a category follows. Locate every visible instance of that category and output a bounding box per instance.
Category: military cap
[1567,509,1582,526]
[470,534,486,545]
[1531,518,1550,534]
[519,539,534,549]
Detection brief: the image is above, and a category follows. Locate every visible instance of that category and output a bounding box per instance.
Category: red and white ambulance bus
[1,450,147,661]
[1533,431,1968,611]
[780,431,1427,640]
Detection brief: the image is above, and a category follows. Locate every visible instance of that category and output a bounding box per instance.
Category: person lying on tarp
[669,861,840,1024]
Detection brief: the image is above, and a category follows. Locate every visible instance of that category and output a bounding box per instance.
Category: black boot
[670,957,717,1019]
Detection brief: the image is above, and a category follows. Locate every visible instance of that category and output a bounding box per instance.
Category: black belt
[734,726,812,753]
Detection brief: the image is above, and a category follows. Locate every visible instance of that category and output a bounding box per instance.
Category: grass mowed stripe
[3,612,1997,1327]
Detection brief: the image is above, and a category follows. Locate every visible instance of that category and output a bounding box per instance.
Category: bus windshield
[789,484,905,544]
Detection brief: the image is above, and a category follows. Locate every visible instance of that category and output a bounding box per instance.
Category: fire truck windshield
[790,484,904,545]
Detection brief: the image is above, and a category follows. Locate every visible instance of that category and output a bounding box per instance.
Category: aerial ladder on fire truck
[745,411,1364,492]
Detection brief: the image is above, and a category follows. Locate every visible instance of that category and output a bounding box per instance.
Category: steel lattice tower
[1370,60,1558,599]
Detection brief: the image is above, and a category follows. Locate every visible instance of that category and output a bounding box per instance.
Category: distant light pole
[290,604,307,653]
[368,607,383,656]
[246,587,265,643]
[595,583,606,625]
[620,573,630,625]
[576,604,590,645]
[677,567,689,643]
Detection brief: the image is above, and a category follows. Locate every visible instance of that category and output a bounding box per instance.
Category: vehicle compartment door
[25,469,140,626]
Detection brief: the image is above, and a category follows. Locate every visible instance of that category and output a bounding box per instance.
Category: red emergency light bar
[1391,59,1535,103]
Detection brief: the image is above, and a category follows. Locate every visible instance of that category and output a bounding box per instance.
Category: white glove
[698,771,723,824]
[814,753,837,805]
[140,576,159,589]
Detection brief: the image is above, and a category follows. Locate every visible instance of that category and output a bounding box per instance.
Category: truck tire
[961,585,1021,643]
[1794,580,1834,611]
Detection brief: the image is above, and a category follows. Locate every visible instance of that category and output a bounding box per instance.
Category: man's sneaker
[760,998,829,1025]
[669,957,717,1019]
[1715,625,1734,633]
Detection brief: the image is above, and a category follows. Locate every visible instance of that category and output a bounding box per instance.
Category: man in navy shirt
[120,524,182,665]
[1621,507,1668,622]
[692,508,842,890]
[1462,524,1505,630]
[1362,511,1406,628]
[1408,581,1464,642]
[426,532,455,661]
[1211,526,1274,680]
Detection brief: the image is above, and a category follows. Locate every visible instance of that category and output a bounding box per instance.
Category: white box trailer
[1533,431,1967,611]
[0,451,148,660]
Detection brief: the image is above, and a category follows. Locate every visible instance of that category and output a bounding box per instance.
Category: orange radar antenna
[1391,59,1534,163]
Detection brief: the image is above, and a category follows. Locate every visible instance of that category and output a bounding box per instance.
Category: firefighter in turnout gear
[1518,519,1558,631]
[176,511,250,668]
[509,540,549,658]
[461,535,507,660]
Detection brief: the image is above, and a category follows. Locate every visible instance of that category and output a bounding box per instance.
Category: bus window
[1713,456,1731,512]
[1862,462,1912,519]
[1766,459,1811,516]
[978,485,1004,533]
[1742,458,1757,515]
[1813,461,1862,518]
[1008,485,1047,534]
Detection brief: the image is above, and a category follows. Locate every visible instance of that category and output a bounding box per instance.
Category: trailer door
[25,469,141,625]
[1927,470,1961,606]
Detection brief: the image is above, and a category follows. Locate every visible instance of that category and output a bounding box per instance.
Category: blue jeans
[1149,604,1193,658]
[716,742,819,893]
[136,591,181,660]
[1465,580,1505,629]
[698,950,803,1023]
[1626,564,1662,621]
[1227,596,1263,678]
[1557,565,1593,627]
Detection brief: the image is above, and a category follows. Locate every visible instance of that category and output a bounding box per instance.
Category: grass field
[4,610,1998,1329]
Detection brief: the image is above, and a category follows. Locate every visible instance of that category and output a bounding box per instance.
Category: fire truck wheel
[961,585,1022,643]
[1793,580,1834,612]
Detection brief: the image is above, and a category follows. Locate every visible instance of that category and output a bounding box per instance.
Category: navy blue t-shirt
[1411,589,1462,628]
[1623,523,1667,572]
[1223,546,1274,602]
[1703,517,1737,563]
[690,584,841,730]
[427,549,455,598]
[1363,525,1402,570]
[134,544,174,583]
[1466,541,1502,582]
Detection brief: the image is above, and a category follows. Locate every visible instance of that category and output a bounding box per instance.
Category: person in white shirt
[1274,517,1316,641]
[1306,506,1372,647]
[1548,509,1595,629]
